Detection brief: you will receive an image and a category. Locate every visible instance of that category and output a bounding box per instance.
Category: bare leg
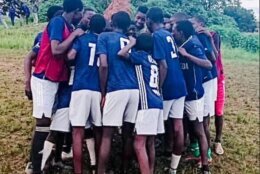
[134,135,149,174]
[203,116,211,150]
[215,116,223,143]
[97,127,115,174]
[147,136,156,174]
[72,127,85,174]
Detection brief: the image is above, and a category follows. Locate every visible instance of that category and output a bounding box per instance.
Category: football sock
[40,140,55,170]
[31,126,49,173]
[170,154,181,170]
[86,138,96,166]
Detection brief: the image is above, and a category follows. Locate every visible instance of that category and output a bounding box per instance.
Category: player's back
[153,28,187,100]
[97,31,138,92]
[130,51,163,110]
[72,32,100,92]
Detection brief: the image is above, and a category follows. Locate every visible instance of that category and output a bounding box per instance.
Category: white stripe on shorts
[136,65,148,110]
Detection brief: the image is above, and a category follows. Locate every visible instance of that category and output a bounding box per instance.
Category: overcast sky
[240,0,259,20]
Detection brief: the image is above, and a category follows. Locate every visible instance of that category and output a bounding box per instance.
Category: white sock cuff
[170,154,181,170]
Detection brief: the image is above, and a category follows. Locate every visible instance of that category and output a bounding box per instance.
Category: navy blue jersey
[197,33,218,80]
[153,28,187,100]
[97,31,138,92]
[55,82,72,110]
[130,51,163,109]
[32,32,42,54]
[71,32,100,92]
[179,36,206,101]
[48,16,73,42]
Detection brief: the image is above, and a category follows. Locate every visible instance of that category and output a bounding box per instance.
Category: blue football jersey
[152,28,187,100]
[179,36,206,101]
[71,32,100,92]
[197,33,218,80]
[130,51,163,109]
[32,32,42,54]
[97,31,138,92]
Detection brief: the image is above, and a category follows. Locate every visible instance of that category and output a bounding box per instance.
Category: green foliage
[224,6,257,32]
[210,25,259,53]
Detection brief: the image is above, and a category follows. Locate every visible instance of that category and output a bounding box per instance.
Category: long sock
[86,138,96,166]
[41,141,55,170]
[31,126,49,173]
[170,154,181,170]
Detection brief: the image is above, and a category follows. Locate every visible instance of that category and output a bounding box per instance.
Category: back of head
[136,33,153,53]
[63,0,83,13]
[146,7,164,23]
[111,11,131,33]
[89,14,106,34]
[84,7,95,14]
[193,15,206,27]
[47,5,63,21]
[137,6,148,15]
[176,20,195,39]
[172,12,189,23]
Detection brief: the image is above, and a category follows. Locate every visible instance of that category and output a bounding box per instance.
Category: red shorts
[215,74,225,116]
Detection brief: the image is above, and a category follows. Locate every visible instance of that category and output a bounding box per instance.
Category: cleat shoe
[40,141,54,171]
[61,149,73,161]
[190,142,200,158]
[214,142,224,155]
[25,162,33,174]
[208,148,212,163]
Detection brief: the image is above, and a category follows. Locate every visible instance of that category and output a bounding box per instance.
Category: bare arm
[67,49,77,60]
[158,60,168,88]
[51,28,84,56]
[117,36,136,59]
[24,50,37,99]
[179,47,212,69]
[99,54,108,98]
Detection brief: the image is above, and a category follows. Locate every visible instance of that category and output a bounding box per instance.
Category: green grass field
[0,25,259,174]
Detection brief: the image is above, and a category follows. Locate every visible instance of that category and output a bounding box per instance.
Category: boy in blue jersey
[146,7,187,173]
[97,11,139,174]
[173,20,212,174]
[191,16,218,160]
[67,14,106,174]
[118,33,164,174]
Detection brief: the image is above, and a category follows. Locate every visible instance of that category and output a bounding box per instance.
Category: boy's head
[80,8,96,28]
[163,13,172,32]
[146,7,164,33]
[190,15,206,31]
[63,0,83,25]
[171,12,189,25]
[135,6,148,30]
[135,33,153,53]
[173,20,195,44]
[89,14,106,34]
[111,11,131,33]
[47,5,63,21]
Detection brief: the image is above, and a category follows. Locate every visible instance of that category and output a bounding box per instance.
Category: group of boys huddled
[23,0,226,174]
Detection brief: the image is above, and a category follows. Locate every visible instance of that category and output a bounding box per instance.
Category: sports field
[0,25,259,174]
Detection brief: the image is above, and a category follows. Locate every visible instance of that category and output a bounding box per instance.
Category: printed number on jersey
[166,36,178,59]
[149,64,160,96]
[88,43,99,66]
[120,38,131,52]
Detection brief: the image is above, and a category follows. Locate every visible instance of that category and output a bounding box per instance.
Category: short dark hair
[137,6,148,14]
[164,13,171,19]
[111,11,131,32]
[172,12,189,21]
[63,0,83,13]
[146,7,164,23]
[89,14,106,34]
[135,33,153,53]
[193,15,206,26]
[175,20,195,39]
[47,6,63,20]
[84,7,95,13]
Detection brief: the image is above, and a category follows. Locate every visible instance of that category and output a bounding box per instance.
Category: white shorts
[69,90,102,127]
[50,108,70,132]
[185,97,204,122]
[203,79,215,117]
[213,77,218,101]
[163,96,185,120]
[31,76,59,119]
[135,109,164,135]
[102,89,139,127]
